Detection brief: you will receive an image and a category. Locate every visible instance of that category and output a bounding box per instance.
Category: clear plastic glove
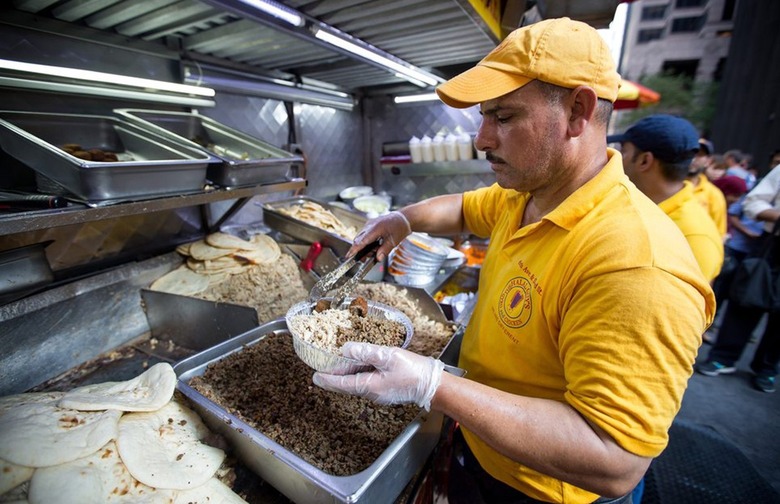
[348,211,411,262]
[312,342,445,411]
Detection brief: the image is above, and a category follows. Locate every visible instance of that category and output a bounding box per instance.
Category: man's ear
[567,86,598,137]
[636,151,655,172]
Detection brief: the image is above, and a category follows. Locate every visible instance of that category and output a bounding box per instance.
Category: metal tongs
[308,240,380,307]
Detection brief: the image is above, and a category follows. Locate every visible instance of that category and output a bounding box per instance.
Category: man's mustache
[485,152,505,164]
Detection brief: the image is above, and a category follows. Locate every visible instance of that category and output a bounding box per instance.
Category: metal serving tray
[115,109,303,188]
[263,196,367,257]
[174,320,464,504]
[0,111,220,204]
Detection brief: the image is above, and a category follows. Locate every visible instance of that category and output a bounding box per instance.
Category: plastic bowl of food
[352,194,390,216]
[285,297,414,374]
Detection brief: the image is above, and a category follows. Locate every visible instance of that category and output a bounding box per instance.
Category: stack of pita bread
[0,363,246,503]
[277,201,358,240]
[150,232,281,297]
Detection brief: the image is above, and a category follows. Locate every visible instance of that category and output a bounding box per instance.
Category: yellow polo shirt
[691,173,727,238]
[459,149,715,504]
[659,181,724,282]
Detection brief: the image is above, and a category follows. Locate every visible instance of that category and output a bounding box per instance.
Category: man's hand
[312,343,445,411]
[348,211,411,262]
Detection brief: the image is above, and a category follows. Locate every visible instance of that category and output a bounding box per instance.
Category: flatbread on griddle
[149,266,210,296]
[206,232,256,251]
[0,392,121,467]
[58,362,176,412]
[188,240,233,261]
[28,441,174,504]
[116,401,224,490]
[172,477,247,504]
[0,458,33,496]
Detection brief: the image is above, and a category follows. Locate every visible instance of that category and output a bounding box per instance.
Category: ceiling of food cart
[7,0,621,96]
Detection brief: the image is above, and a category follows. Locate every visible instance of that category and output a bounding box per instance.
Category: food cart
[0,2,505,501]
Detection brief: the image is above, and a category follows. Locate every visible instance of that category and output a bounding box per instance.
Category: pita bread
[0,392,121,467]
[232,234,281,265]
[205,232,256,251]
[175,242,192,257]
[116,401,224,490]
[58,363,176,412]
[0,458,33,496]
[150,266,210,296]
[188,240,233,261]
[28,441,174,504]
[172,477,246,504]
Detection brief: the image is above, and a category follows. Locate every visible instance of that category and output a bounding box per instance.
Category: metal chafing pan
[115,109,303,188]
[174,320,464,504]
[263,196,367,256]
[0,241,54,305]
[0,111,220,204]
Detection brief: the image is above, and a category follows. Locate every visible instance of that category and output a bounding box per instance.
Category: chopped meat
[348,296,368,317]
[314,299,331,313]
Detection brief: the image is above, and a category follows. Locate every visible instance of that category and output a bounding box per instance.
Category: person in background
[688,138,728,238]
[705,176,758,343]
[769,149,780,171]
[705,154,728,182]
[725,149,757,190]
[609,115,724,282]
[697,164,780,393]
[313,18,715,504]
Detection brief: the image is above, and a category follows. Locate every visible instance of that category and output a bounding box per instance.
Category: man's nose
[474,122,494,152]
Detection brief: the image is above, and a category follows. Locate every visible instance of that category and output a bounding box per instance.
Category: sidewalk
[678,312,780,495]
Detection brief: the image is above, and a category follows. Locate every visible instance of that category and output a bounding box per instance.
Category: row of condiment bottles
[408,131,487,163]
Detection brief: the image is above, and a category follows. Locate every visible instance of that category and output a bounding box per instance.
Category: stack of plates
[388,233,449,286]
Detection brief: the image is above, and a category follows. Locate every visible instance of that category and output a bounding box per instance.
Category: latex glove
[348,211,411,262]
[312,342,445,411]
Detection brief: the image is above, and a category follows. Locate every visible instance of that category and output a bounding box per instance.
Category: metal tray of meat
[174,320,464,504]
[115,108,303,188]
[263,196,367,256]
[0,111,220,204]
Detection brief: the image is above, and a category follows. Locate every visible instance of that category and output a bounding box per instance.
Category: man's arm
[433,374,651,498]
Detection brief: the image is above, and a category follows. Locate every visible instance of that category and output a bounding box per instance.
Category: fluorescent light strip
[0,59,215,97]
[394,92,440,104]
[237,0,305,27]
[0,77,216,107]
[314,29,441,87]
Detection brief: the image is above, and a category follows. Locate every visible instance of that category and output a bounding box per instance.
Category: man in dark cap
[688,138,728,238]
[609,114,724,282]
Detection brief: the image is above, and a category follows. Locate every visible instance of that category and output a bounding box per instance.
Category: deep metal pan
[173,320,464,504]
[0,111,220,204]
[115,109,303,188]
[263,196,367,257]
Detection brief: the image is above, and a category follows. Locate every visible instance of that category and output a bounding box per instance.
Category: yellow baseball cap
[436,17,621,108]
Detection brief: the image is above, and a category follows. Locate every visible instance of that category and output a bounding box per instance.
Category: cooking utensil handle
[300,241,323,272]
[353,240,381,261]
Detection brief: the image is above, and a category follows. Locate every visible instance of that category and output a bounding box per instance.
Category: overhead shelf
[0,179,305,235]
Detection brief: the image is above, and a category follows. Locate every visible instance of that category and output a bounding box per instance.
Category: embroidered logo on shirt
[497,276,533,328]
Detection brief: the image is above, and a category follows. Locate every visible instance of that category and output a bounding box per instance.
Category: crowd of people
[305,17,777,504]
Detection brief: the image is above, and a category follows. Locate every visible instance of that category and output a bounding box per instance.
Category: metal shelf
[381,159,491,177]
[0,179,306,235]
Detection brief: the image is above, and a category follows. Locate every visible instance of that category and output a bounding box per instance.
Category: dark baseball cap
[607,114,699,164]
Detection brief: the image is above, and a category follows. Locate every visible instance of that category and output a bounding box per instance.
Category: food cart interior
[1,2,778,503]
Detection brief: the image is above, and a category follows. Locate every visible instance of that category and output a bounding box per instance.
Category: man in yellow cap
[313,18,715,504]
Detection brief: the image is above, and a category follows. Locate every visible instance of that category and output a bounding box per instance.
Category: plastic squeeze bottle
[420,135,434,162]
[409,136,423,163]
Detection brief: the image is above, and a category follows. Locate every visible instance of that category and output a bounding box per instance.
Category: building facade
[619,0,736,82]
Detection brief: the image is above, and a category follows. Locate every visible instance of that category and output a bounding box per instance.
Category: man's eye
[496,116,511,123]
